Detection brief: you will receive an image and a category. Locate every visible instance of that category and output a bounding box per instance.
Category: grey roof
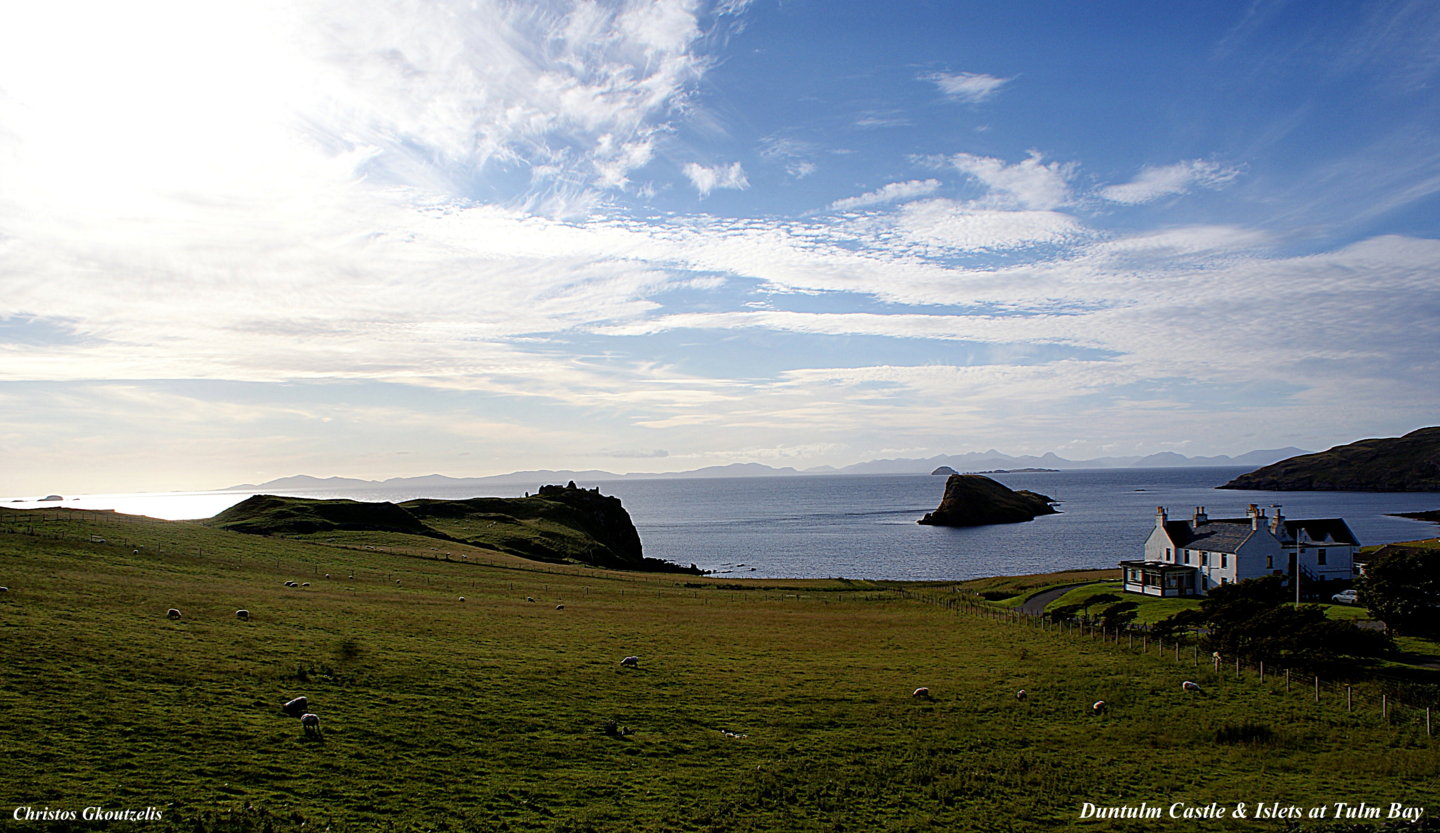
[1161,518,1257,554]
[1161,516,1357,553]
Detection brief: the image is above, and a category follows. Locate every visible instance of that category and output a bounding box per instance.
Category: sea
[7,468,1439,581]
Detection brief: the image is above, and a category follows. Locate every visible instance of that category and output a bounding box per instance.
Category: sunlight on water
[2,491,253,520]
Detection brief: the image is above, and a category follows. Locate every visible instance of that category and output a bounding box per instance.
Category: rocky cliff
[1220,427,1440,492]
[917,474,1059,527]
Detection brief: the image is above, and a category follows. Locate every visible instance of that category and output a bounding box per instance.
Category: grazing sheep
[395,580,402,586]
[458,596,466,602]
[527,597,535,603]
[282,696,309,718]
[555,604,565,610]
[166,608,182,620]
[0,586,9,593]
[348,573,354,580]
[912,687,931,699]
[284,581,297,587]
[300,582,310,587]
[1182,680,1201,693]
[236,609,250,621]
[324,574,331,579]
[300,713,322,738]
[1091,700,1107,714]
[1016,689,1028,701]
[620,656,640,668]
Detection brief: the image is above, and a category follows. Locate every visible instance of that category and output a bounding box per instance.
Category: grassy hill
[1221,427,1440,491]
[0,506,1436,832]
[209,484,695,573]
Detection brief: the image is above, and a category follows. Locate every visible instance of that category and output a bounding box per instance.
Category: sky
[1,0,1438,495]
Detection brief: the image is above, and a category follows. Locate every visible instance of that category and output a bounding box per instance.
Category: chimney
[1269,506,1284,536]
[1192,506,1208,525]
[1156,506,1167,528]
[1248,504,1260,530]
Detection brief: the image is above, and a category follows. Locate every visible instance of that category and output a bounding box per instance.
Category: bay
[6,467,1438,581]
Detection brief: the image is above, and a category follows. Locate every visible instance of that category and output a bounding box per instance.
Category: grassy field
[1,508,1437,832]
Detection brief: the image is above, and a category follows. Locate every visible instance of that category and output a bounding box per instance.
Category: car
[1331,589,1359,604]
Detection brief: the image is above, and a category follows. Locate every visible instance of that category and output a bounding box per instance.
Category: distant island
[967,468,1059,474]
[209,482,699,574]
[917,474,1059,527]
[1220,427,1440,492]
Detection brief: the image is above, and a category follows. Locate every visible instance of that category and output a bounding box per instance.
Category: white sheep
[0,586,9,592]
[555,604,565,610]
[1016,689,1028,701]
[284,581,297,587]
[912,687,931,699]
[324,574,331,579]
[395,580,402,586]
[282,696,309,718]
[300,582,310,587]
[458,596,466,602]
[236,609,250,621]
[527,597,535,603]
[1091,700,1107,714]
[620,656,640,668]
[301,713,322,738]
[1182,680,1201,693]
[166,608,182,620]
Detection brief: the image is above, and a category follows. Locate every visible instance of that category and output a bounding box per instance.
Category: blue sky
[1,0,1438,494]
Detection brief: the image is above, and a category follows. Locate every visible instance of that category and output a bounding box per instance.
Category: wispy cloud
[935,150,1076,210]
[1100,159,1242,204]
[922,70,1013,103]
[829,179,941,211]
[683,161,750,196]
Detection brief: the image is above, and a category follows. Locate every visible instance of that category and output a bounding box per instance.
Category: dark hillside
[210,494,433,536]
[1221,427,1440,491]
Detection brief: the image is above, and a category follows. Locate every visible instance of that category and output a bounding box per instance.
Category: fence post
[1346,686,1352,712]
[1314,676,1320,703]
[1382,695,1388,720]
[1286,669,1291,691]
[1259,661,1265,683]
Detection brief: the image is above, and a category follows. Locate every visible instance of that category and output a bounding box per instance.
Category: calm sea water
[8,468,1439,581]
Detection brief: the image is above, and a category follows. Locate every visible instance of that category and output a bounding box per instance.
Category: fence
[894,585,1436,741]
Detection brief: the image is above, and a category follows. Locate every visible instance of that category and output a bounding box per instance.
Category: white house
[1121,505,1358,597]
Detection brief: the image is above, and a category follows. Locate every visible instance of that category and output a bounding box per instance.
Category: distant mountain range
[224,447,1308,492]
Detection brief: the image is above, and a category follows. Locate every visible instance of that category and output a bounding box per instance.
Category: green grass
[956,569,1117,607]
[1,508,1437,832]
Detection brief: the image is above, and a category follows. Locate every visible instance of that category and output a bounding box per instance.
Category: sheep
[1182,680,1201,693]
[395,580,402,586]
[284,581,297,587]
[0,586,9,593]
[527,597,535,603]
[912,687,931,699]
[166,608,182,620]
[1091,700,1107,714]
[555,604,565,610]
[458,596,466,603]
[300,582,310,588]
[324,574,331,579]
[236,609,250,621]
[282,696,309,718]
[300,713,322,738]
[620,656,640,668]
[1016,689,1028,701]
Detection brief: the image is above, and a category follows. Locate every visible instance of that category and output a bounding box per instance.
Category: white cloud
[829,179,941,211]
[940,150,1075,210]
[922,71,1013,103]
[1100,159,1242,204]
[893,199,1086,251]
[682,161,749,196]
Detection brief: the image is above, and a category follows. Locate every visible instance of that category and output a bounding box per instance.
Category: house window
[1164,548,1172,561]
[1200,552,1209,567]
[1221,578,1229,585]
[1221,553,1228,569]
[1266,555,1273,569]
[1318,548,1327,565]
[1184,550,1191,565]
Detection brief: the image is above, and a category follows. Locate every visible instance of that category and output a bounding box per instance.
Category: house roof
[1283,519,1358,546]
[1159,515,1358,552]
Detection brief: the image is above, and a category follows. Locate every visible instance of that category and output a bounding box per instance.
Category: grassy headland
[0,507,1436,832]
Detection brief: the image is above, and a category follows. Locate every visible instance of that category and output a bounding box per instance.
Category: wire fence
[894,585,1437,741]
